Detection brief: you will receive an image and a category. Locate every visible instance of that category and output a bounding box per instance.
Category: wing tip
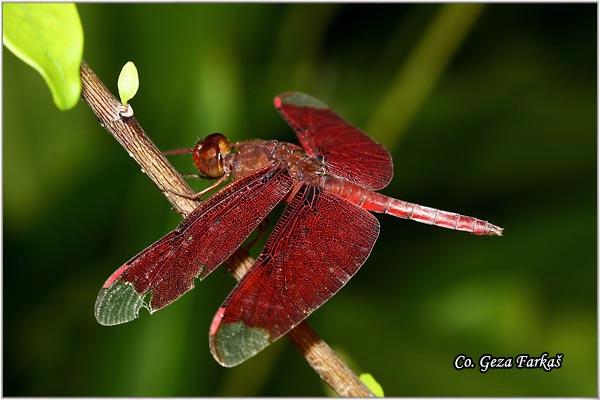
[95,280,145,326]
[209,319,271,367]
[102,263,130,288]
[274,91,328,110]
[210,307,226,336]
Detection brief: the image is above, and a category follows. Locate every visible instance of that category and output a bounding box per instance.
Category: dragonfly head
[192,133,231,178]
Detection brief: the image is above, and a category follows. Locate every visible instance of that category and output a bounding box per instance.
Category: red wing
[95,167,293,326]
[274,91,393,190]
[209,184,380,366]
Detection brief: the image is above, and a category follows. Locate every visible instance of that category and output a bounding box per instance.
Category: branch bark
[80,60,372,397]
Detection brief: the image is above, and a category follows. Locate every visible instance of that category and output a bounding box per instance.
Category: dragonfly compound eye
[192,133,231,178]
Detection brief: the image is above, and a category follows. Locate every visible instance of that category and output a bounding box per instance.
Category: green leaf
[359,373,384,397]
[3,3,84,110]
[118,61,139,106]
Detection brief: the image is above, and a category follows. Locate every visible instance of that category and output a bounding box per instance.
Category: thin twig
[80,60,372,397]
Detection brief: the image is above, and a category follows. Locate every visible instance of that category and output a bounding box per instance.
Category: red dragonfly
[95,92,502,367]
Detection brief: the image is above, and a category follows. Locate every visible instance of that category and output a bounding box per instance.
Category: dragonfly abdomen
[325,177,502,236]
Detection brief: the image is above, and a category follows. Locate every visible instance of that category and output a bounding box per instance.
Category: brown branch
[80,60,372,397]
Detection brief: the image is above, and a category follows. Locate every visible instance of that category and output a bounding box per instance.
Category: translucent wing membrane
[95,167,293,325]
[209,184,380,366]
[274,91,393,190]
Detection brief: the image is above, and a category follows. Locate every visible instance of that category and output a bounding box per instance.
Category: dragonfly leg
[162,147,193,156]
[162,187,202,202]
[283,182,303,203]
[181,173,203,180]
[194,174,229,198]
[164,174,229,201]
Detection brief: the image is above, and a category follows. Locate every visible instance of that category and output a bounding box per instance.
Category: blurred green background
[3,3,596,396]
